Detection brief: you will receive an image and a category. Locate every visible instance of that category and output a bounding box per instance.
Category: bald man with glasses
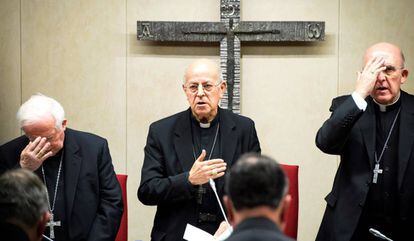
[316,42,413,241]
[138,59,261,241]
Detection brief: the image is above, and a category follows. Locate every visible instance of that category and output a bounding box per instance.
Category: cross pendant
[372,163,383,184]
[196,185,206,204]
[46,213,61,239]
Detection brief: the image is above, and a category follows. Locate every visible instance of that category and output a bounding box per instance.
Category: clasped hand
[20,136,53,171]
[188,150,227,185]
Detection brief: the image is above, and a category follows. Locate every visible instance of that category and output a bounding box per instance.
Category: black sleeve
[315,96,364,155]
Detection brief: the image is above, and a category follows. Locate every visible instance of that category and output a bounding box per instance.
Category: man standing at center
[138,59,261,241]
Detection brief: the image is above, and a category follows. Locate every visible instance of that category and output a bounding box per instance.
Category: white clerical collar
[199,122,211,128]
[373,92,401,112]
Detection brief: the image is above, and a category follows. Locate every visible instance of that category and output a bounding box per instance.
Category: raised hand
[188,149,227,185]
[355,56,386,98]
[20,136,53,171]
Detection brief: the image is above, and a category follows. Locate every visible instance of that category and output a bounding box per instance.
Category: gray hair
[17,93,65,129]
[0,169,49,227]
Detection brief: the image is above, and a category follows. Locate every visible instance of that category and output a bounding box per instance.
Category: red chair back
[280,164,299,239]
[116,174,128,241]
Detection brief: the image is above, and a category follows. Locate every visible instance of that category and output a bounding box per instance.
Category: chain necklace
[41,150,64,239]
[372,107,401,184]
[192,123,220,161]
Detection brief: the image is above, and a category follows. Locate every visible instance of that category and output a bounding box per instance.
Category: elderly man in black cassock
[138,59,261,241]
[0,94,123,241]
[316,42,414,241]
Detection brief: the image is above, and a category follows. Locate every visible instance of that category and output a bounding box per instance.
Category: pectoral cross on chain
[196,185,206,204]
[372,163,383,184]
[46,213,61,239]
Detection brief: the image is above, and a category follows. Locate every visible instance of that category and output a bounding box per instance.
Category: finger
[375,66,387,74]
[41,151,53,161]
[215,166,227,173]
[362,56,377,72]
[208,163,227,172]
[204,159,225,166]
[211,171,225,179]
[28,136,42,151]
[210,168,218,176]
[33,137,47,154]
[196,149,206,162]
[39,142,51,155]
[371,57,385,72]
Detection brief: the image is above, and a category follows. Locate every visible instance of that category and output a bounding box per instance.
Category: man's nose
[196,83,205,96]
[377,71,387,82]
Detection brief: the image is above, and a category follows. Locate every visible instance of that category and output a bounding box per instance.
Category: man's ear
[279,194,292,231]
[36,211,50,240]
[223,195,234,226]
[400,69,409,84]
[61,119,68,131]
[219,81,227,98]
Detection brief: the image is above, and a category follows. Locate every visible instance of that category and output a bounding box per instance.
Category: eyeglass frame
[183,80,224,94]
[379,65,405,77]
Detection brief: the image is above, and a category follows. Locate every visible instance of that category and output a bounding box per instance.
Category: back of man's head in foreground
[0,169,50,241]
[224,153,290,227]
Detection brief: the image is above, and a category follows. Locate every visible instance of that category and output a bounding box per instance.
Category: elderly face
[23,116,66,156]
[364,43,409,104]
[183,59,227,122]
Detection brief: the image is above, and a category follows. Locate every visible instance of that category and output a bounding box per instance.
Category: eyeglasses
[184,81,222,94]
[382,65,404,77]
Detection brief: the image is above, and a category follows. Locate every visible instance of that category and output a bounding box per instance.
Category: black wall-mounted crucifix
[137,0,325,113]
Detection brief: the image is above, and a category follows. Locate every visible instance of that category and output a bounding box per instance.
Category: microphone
[209,178,230,226]
[369,228,393,241]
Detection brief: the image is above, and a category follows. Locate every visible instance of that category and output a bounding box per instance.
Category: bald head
[362,42,409,105]
[184,59,222,85]
[364,42,405,68]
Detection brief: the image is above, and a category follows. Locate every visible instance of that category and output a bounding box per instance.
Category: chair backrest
[116,174,128,241]
[280,164,299,240]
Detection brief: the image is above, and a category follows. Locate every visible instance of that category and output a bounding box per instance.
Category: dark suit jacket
[138,108,261,241]
[0,128,123,241]
[226,217,294,241]
[315,91,414,241]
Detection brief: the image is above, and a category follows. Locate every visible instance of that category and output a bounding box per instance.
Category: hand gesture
[355,56,386,98]
[20,137,53,171]
[188,150,227,185]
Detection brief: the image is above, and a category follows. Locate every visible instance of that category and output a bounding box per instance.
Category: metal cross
[46,213,61,239]
[137,0,325,113]
[196,185,207,204]
[372,163,383,184]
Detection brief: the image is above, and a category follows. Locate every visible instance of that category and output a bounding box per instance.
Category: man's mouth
[376,86,388,91]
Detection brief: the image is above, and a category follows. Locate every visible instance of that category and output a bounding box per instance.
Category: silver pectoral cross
[372,163,383,184]
[196,185,207,204]
[46,213,61,239]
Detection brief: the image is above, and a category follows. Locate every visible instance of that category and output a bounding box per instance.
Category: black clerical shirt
[190,111,222,235]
